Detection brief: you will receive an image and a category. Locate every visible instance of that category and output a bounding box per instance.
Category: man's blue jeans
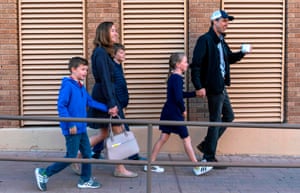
[45,133,92,182]
[203,89,234,161]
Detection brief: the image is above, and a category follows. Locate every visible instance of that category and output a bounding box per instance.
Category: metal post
[146,124,153,193]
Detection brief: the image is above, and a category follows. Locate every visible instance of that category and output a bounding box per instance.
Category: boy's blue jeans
[45,133,92,182]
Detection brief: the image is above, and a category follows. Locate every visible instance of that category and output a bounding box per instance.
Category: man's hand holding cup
[241,44,251,54]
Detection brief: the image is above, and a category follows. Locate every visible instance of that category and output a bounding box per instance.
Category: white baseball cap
[210,10,234,21]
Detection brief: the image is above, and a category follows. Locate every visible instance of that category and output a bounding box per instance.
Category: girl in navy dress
[144,52,213,176]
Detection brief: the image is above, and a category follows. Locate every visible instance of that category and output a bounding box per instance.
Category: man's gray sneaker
[34,168,48,191]
[77,178,101,189]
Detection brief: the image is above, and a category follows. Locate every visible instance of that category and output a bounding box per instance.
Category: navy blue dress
[159,73,196,139]
[88,46,117,129]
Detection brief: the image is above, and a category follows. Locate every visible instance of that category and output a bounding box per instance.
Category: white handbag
[105,115,140,160]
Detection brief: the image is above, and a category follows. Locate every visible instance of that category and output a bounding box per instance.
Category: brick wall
[187,0,220,121]
[286,0,300,123]
[1,0,298,127]
[0,0,19,127]
[86,0,121,90]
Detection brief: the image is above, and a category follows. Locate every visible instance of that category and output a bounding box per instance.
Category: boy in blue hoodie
[34,57,113,191]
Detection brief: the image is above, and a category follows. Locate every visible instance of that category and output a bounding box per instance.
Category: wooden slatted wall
[224,0,285,122]
[19,0,85,125]
[121,0,187,120]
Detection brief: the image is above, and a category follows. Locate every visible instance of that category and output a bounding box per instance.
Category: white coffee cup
[241,44,251,53]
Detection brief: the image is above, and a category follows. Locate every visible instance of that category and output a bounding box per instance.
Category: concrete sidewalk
[1,151,300,193]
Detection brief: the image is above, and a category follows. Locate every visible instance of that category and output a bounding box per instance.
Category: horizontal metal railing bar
[1,115,300,129]
[1,156,300,168]
[0,156,147,165]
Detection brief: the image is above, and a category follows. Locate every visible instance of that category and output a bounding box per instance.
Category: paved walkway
[1,151,300,193]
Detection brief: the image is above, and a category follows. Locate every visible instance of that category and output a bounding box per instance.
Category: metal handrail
[1,114,300,129]
[1,115,300,193]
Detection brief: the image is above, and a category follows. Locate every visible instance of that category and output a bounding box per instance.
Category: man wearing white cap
[190,10,251,169]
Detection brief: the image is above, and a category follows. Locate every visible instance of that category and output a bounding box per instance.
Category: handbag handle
[108,115,128,141]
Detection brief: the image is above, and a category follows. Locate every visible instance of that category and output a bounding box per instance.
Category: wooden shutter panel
[19,0,85,125]
[122,0,186,119]
[223,0,285,122]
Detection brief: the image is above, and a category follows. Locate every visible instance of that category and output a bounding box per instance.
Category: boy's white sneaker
[77,178,101,189]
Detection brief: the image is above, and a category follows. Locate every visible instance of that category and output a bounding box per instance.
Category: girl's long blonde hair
[168,52,186,76]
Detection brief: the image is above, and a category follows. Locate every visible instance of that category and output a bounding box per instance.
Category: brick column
[285,0,300,123]
[85,0,121,90]
[188,0,220,121]
[0,0,19,127]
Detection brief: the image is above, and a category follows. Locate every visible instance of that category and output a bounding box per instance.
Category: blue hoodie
[57,77,108,135]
